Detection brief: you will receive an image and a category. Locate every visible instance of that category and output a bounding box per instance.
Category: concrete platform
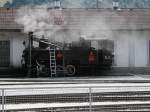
[0,74,150,84]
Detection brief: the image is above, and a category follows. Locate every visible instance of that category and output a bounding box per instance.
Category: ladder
[49,45,57,77]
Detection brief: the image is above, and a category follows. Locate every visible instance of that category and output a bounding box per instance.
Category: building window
[0,40,10,67]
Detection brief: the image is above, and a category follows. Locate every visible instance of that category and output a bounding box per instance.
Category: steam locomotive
[22,33,113,77]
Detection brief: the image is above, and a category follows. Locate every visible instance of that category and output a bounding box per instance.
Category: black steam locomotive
[22,34,113,77]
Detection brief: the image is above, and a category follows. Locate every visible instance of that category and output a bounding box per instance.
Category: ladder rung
[51,63,56,65]
[50,56,55,58]
[50,60,55,61]
[50,66,56,67]
[51,64,56,65]
[50,55,55,57]
[50,56,55,57]
[50,58,55,60]
[51,69,56,71]
[51,72,56,74]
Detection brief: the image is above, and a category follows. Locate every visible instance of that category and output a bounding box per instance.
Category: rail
[0,85,150,112]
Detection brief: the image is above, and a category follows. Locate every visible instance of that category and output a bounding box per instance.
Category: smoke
[79,12,113,40]
[15,4,131,45]
[15,4,84,43]
[15,5,66,41]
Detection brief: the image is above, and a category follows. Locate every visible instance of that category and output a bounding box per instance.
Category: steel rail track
[1,90,150,112]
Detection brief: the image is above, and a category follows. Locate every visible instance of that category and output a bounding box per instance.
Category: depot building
[0,8,150,73]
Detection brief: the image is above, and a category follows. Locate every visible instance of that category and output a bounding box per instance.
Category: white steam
[15,5,113,43]
[79,13,113,40]
[15,5,66,42]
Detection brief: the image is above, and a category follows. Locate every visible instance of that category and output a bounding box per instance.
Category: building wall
[11,32,27,67]
[134,31,148,67]
[114,30,150,68]
[114,31,129,67]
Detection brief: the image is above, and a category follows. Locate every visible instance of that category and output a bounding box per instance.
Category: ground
[0,73,150,84]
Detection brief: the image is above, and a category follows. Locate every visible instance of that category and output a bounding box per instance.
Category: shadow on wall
[0,67,26,78]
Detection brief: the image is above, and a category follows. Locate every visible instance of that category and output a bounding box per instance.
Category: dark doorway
[0,40,10,67]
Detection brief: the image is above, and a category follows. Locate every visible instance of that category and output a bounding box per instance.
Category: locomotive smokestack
[28,32,33,48]
[28,32,33,77]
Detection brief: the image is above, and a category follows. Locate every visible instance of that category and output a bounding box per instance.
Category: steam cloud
[15,4,113,43]
[15,5,64,41]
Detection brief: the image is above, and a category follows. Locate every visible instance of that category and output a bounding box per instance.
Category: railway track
[0,79,150,112]
[2,91,150,104]
[2,88,150,112]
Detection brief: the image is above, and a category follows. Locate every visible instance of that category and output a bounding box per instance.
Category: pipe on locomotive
[28,32,33,77]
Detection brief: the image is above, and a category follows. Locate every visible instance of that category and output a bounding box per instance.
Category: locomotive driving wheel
[66,65,76,76]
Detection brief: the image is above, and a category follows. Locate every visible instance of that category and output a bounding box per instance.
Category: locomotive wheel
[31,67,38,77]
[66,65,76,76]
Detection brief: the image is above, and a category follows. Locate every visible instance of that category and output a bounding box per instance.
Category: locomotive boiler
[22,33,113,77]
